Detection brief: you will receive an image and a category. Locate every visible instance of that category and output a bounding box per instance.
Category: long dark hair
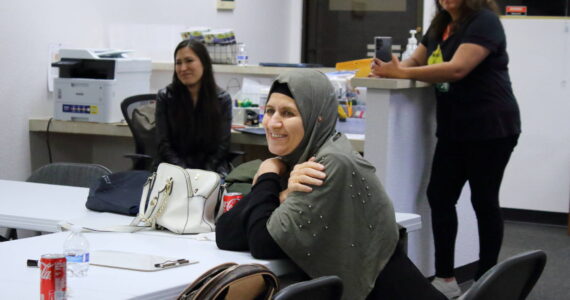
[168,39,221,153]
[429,0,499,40]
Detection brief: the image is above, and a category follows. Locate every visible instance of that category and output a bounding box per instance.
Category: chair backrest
[462,250,547,300]
[273,275,343,300]
[27,162,112,188]
[120,94,158,169]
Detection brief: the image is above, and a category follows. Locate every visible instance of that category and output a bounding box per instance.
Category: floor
[459,221,570,300]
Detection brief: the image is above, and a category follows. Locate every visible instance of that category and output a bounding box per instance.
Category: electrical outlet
[217,0,235,10]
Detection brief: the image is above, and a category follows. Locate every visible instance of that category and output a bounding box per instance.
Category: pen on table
[154,258,190,269]
[27,259,38,267]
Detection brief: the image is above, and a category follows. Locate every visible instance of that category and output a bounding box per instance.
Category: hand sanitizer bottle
[63,226,90,277]
[401,29,418,61]
[236,43,248,66]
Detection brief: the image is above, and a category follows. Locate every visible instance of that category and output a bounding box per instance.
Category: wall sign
[217,0,235,10]
[505,5,528,15]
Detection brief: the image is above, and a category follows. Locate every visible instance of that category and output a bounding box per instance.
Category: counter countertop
[153,62,336,76]
[351,77,430,89]
[154,62,430,90]
[29,118,365,152]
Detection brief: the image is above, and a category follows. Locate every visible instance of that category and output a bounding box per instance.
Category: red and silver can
[223,192,243,212]
[40,254,67,300]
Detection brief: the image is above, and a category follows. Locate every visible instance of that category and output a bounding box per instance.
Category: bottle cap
[408,29,417,45]
[70,225,83,233]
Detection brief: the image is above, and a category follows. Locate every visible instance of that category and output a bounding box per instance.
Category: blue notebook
[259,62,324,68]
[234,127,266,135]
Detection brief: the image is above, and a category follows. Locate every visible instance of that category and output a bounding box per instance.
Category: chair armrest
[228,150,245,162]
[124,153,153,161]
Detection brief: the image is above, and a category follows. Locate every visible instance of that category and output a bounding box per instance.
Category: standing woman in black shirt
[371,0,521,297]
[155,39,232,175]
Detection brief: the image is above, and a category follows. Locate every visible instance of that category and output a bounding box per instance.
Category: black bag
[224,159,262,196]
[177,263,279,300]
[86,170,151,216]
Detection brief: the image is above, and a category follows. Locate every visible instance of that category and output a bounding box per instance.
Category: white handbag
[130,163,224,234]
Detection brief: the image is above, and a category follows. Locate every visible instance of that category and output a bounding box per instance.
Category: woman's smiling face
[174,47,204,88]
[262,92,304,156]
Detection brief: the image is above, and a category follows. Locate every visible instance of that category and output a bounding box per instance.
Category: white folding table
[0,179,421,233]
[0,179,422,299]
[0,231,295,300]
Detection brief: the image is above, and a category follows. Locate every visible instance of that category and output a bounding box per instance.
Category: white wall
[423,0,436,35]
[500,18,570,213]
[0,0,302,181]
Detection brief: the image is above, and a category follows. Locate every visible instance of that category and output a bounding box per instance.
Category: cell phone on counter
[374,36,392,62]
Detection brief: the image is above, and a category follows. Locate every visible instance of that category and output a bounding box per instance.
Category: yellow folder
[335,58,373,78]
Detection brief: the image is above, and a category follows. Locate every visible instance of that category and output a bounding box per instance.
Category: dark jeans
[367,243,447,300]
[427,135,519,280]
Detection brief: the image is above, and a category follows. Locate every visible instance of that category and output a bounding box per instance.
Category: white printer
[52,49,151,123]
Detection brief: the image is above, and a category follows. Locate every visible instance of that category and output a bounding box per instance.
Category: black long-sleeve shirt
[216,173,287,259]
[155,87,232,173]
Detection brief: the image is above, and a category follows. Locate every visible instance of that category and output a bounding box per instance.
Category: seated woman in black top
[216,69,446,300]
[155,39,232,175]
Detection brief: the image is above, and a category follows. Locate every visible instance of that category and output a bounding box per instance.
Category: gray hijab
[271,69,338,168]
[266,70,399,300]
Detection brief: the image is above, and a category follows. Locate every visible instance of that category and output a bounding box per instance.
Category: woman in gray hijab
[216,69,446,300]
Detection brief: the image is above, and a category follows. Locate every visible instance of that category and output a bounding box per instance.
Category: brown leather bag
[177,263,279,300]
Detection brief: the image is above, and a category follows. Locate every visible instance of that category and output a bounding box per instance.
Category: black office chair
[0,162,112,241]
[273,275,343,300]
[121,94,158,170]
[121,93,244,171]
[27,162,112,187]
[460,250,547,300]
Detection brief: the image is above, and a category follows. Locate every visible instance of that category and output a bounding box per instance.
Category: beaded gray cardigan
[266,70,399,300]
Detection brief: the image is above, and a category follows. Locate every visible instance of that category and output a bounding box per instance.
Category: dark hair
[429,0,499,40]
[169,39,221,153]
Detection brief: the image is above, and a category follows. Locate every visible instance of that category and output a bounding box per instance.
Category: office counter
[28,118,364,150]
[349,77,481,275]
[28,118,364,171]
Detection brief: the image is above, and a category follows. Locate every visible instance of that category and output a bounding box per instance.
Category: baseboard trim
[501,207,567,226]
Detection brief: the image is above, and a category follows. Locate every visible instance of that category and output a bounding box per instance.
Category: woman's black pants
[427,135,518,280]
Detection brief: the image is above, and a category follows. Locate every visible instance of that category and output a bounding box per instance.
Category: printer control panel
[62,104,98,115]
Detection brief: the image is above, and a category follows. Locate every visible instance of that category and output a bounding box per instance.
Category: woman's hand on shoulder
[253,158,287,185]
[279,157,326,203]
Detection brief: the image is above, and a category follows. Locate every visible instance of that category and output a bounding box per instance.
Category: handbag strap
[182,264,279,300]
[130,176,173,228]
[177,263,238,300]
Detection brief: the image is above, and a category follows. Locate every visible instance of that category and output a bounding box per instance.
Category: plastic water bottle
[236,43,248,66]
[401,29,418,61]
[63,226,90,277]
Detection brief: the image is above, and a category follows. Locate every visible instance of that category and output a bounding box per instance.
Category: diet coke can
[40,254,67,300]
[223,192,243,212]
